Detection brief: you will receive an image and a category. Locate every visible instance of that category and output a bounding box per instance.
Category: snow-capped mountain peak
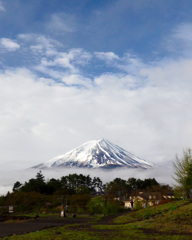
[34,138,152,169]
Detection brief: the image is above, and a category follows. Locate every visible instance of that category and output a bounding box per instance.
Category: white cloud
[94,73,137,89]
[0,38,20,51]
[16,34,92,75]
[173,23,192,44]
[94,51,145,75]
[0,1,5,12]
[117,53,145,74]
[95,51,119,62]
[47,13,76,34]
[40,48,92,73]
[62,74,93,88]
[165,23,192,57]
[18,33,60,56]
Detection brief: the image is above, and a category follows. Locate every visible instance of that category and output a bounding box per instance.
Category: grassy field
[1,200,192,240]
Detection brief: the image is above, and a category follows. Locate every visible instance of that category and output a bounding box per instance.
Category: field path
[0,215,93,238]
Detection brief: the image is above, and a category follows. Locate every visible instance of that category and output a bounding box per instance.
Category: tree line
[12,172,104,195]
[12,171,162,196]
[0,172,169,214]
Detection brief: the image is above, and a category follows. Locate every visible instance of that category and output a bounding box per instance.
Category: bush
[88,197,122,215]
[103,200,121,215]
[88,196,105,214]
[134,198,143,210]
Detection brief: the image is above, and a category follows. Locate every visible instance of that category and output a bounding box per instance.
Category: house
[123,191,173,209]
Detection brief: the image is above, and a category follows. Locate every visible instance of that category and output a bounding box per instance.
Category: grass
[2,228,100,240]
[1,200,192,240]
[114,200,189,223]
[14,212,58,218]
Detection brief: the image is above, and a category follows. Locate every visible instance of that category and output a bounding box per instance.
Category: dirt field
[0,215,96,238]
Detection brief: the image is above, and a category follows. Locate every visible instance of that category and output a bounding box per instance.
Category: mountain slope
[34,139,152,169]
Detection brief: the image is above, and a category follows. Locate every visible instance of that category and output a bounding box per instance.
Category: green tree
[21,171,47,194]
[12,181,22,192]
[173,148,192,198]
[127,178,138,191]
[36,171,45,182]
[46,178,61,194]
[105,178,131,200]
[185,164,192,198]
[68,193,91,213]
[92,177,104,192]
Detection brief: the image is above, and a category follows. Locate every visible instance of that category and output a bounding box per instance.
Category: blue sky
[1,0,192,63]
[1,0,192,193]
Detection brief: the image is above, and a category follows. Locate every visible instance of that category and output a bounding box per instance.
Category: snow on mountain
[34,139,152,169]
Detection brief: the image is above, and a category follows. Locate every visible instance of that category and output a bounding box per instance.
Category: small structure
[60,210,66,217]
[123,191,173,209]
[9,206,14,214]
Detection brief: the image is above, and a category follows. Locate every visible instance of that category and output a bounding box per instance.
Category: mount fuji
[34,139,152,169]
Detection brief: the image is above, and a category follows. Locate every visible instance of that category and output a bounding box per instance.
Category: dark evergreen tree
[12,181,22,192]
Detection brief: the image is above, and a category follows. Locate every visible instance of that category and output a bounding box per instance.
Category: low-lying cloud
[0,165,175,196]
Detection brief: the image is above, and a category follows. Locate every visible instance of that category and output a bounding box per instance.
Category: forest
[0,172,173,215]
